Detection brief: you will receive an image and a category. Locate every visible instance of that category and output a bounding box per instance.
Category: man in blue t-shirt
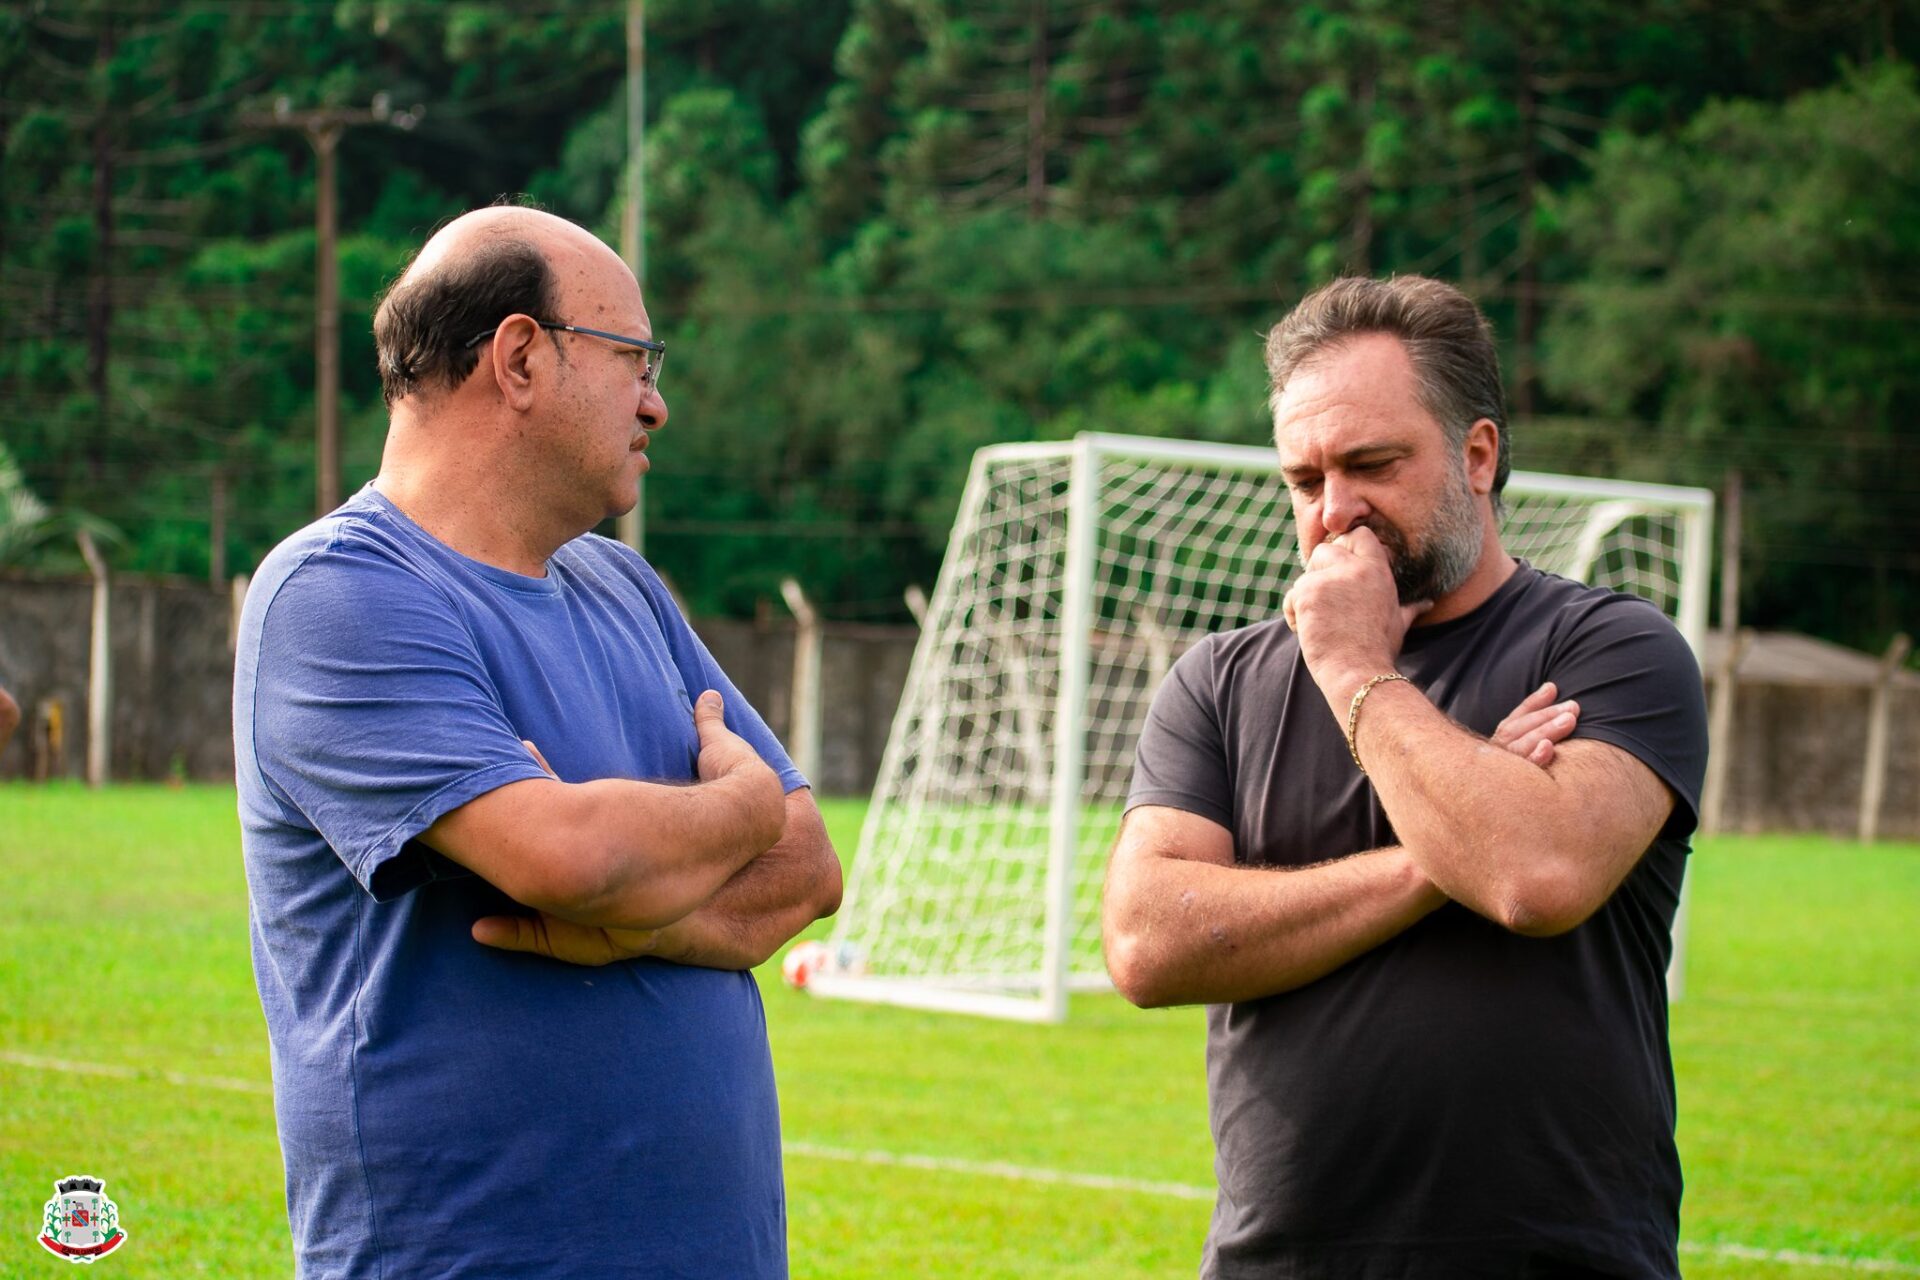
[233,206,842,1279]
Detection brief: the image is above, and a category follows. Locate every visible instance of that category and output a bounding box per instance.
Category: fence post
[77,530,112,787]
[779,577,822,784]
[1858,632,1912,843]
[230,573,251,652]
[1700,628,1751,837]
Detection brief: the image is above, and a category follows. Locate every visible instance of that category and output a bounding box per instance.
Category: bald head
[373,206,632,407]
[406,206,620,283]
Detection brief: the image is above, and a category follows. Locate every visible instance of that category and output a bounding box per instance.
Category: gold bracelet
[1345,672,1409,775]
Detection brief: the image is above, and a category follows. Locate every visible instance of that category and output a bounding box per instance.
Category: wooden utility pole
[616,0,649,555]
[1026,0,1049,219]
[209,468,227,585]
[1512,42,1540,417]
[313,118,344,515]
[1718,471,1742,652]
[86,17,118,487]
[87,19,116,405]
[245,96,420,516]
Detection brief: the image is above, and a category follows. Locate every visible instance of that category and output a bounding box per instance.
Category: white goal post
[812,432,1714,1022]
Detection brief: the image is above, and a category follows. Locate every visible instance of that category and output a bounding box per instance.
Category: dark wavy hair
[1264,275,1511,504]
[371,235,562,406]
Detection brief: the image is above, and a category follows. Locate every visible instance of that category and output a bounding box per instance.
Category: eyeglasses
[465,319,666,389]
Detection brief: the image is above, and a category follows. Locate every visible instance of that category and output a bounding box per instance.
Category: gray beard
[1350,470,1485,605]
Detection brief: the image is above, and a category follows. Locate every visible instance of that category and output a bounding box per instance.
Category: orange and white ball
[781,940,832,990]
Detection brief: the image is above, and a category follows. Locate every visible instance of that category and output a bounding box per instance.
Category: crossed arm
[1345,681,1672,936]
[422,690,842,970]
[1103,684,1599,1008]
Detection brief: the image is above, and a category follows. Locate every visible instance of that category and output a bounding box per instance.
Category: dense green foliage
[1,785,1916,1276]
[2,2,1916,644]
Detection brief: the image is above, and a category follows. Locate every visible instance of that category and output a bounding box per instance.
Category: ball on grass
[782,940,832,990]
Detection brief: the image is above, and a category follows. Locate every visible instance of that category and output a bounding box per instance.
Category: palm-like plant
[0,444,120,568]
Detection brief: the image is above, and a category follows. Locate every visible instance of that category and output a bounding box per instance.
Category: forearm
[643,792,843,970]
[1104,846,1445,1007]
[560,769,787,927]
[1346,679,1621,934]
[0,690,18,752]
[426,765,786,930]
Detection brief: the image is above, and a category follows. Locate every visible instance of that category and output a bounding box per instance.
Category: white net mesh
[818,435,1710,1020]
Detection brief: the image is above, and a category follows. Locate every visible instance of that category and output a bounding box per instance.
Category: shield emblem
[39,1177,126,1264]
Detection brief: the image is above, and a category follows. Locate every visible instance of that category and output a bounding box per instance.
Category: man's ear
[486,314,546,412]
[1464,417,1500,495]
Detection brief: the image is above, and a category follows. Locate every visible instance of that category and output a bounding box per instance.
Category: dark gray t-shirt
[1128,564,1708,1280]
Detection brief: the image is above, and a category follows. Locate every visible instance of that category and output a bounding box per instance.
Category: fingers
[1497,712,1575,756]
[1509,681,1560,719]
[1490,681,1580,771]
[1491,683,1576,740]
[472,914,550,956]
[692,689,727,736]
[473,914,628,967]
[521,739,557,778]
[1493,695,1580,771]
[1497,703,1577,744]
[1331,526,1386,562]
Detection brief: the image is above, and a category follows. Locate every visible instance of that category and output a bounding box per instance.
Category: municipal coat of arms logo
[38,1176,126,1263]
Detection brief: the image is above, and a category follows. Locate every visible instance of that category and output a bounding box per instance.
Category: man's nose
[639,386,667,430]
[1320,474,1368,536]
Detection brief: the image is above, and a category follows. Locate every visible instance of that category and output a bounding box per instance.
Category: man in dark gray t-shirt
[1103,277,1707,1279]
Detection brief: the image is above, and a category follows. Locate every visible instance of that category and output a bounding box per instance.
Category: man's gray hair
[1264,275,1511,504]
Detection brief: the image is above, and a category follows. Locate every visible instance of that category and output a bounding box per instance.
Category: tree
[1539,61,1920,647]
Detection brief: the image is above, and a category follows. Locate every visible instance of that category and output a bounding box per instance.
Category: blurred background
[1,0,1917,803]
[3,0,1916,630]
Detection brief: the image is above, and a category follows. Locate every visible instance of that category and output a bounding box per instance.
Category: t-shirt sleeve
[247,538,552,897]
[639,567,807,794]
[1126,636,1234,831]
[1549,594,1710,840]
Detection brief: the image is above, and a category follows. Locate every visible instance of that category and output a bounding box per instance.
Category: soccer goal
[811,432,1714,1022]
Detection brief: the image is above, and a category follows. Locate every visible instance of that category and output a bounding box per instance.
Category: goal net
[812,432,1713,1022]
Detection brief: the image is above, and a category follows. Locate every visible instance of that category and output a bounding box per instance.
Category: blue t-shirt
[233,487,806,1279]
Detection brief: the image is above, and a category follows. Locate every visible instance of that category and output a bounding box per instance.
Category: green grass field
[1,783,1915,1278]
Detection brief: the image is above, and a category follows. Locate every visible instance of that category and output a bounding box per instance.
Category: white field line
[783,1141,1214,1201]
[783,1146,1920,1273]
[3,1049,1913,1274]
[1675,1243,1920,1275]
[0,1048,274,1097]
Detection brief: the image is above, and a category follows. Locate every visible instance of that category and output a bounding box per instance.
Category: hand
[472,910,660,966]
[693,690,786,852]
[694,690,774,786]
[1490,681,1580,767]
[470,737,662,964]
[1282,527,1428,701]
